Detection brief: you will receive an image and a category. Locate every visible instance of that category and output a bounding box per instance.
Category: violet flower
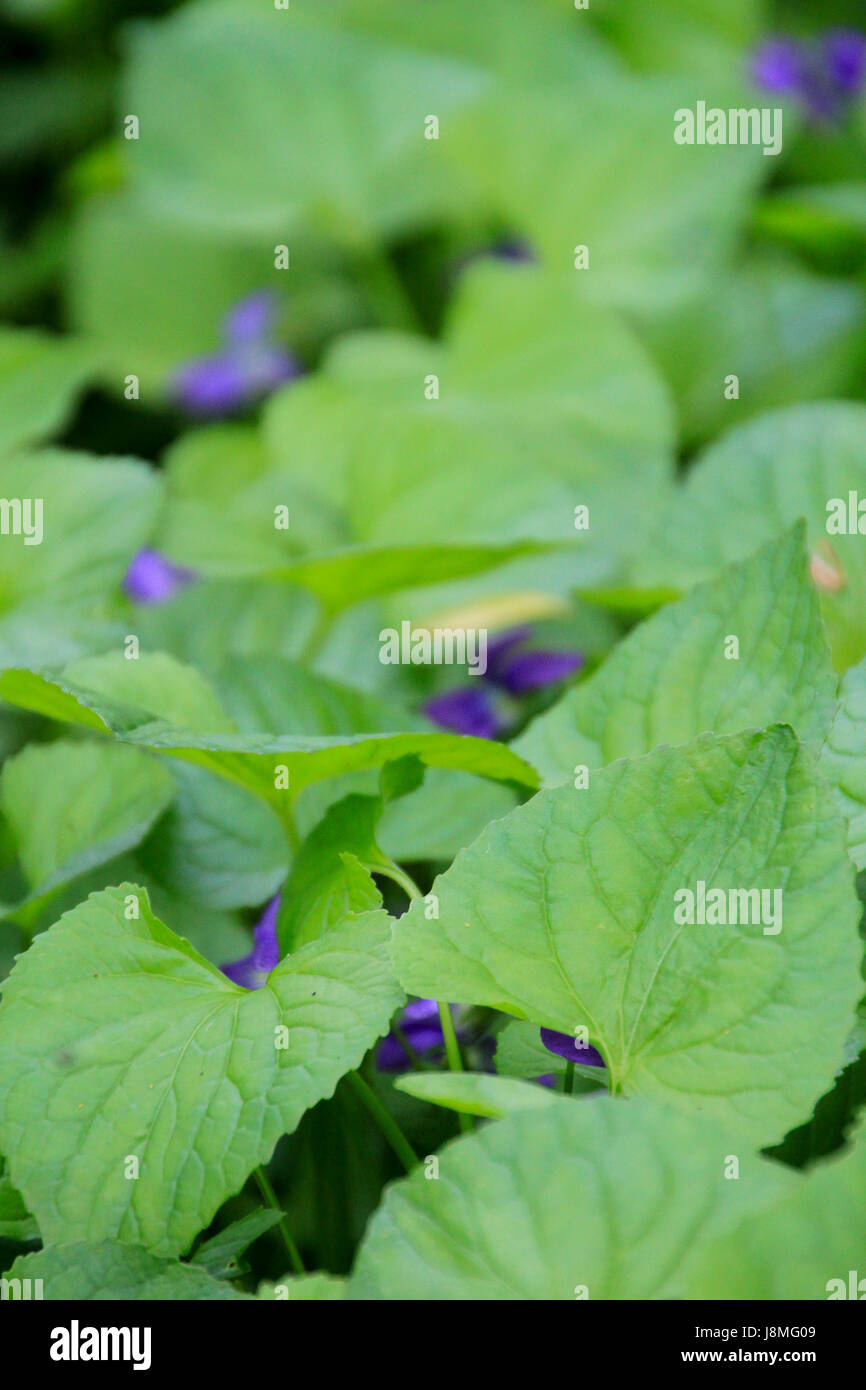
[540,1028,605,1070]
[124,548,197,604]
[751,29,866,122]
[170,291,301,418]
[422,626,583,738]
[221,894,281,990]
[422,687,507,740]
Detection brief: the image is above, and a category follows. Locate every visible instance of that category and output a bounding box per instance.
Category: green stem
[278,804,300,855]
[377,860,422,903]
[253,1165,305,1275]
[438,1001,472,1133]
[346,1071,419,1174]
[564,1060,575,1095]
[376,859,472,1132]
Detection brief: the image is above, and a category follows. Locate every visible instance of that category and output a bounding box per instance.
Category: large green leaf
[516,526,836,785]
[125,3,483,239]
[349,1098,790,1299]
[682,1122,866,1299]
[0,668,539,804]
[393,727,863,1142]
[0,451,161,615]
[0,887,403,1253]
[4,1240,249,1300]
[636,402,866,670]
[122,724,538,808]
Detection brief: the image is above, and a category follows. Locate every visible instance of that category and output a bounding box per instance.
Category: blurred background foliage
[2,0,866,1280]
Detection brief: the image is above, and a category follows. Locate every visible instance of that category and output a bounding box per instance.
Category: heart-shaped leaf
[393,726,863,1143]
[0,887,403,1253]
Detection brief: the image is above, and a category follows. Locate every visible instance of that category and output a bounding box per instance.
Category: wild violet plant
[0,2,866,1306]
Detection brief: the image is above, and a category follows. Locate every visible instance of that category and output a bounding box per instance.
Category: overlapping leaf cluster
[1,0,865,1300]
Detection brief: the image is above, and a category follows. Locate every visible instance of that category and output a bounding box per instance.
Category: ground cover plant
[1,0,866,1303]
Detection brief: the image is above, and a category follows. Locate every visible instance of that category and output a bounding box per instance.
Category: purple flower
[825,29,866,93]
[422,626,583,739]
[170,291,301,418]
[422,686,506,739]
[377,998,444,1072]
[124,549,197,604]
[751,30,866,122]
[751,38,809,94]
[497,649,584,695]
[540,1027,605,1070]
[221,894,281,990]
[224,292,275,345]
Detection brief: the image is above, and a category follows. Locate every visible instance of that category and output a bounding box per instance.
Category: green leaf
[4,1241,249,1300]
[394,1071,560,1119]
[211,656,424,738]
[62,651,235,733]
[393,727,863,1143]
[121,724,538,808]
[639,257,865,448]
[349,1098,791,1299]
[516,526,836,785]
[190,1208,284,1278]
[276,759,426,953]
[0,451,161,615]
[269,541,564,614]
[125,5,483,239]
[682,1122,866,1298]
[0,327,95,455]
[0,1163,38,1242]
[275,795,384,954]
[635,402,866,670]
[0,739,173,906]
[448,72,763,312]
[0,887,403,1253]
[137,762,287,911]
[591,0,763,81]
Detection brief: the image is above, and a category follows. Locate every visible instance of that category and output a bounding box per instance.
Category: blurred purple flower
[222,894,281,990]
[422,686,506,739]
[751,29,866,122]
[423,626,583,738]
[825,29,866,93]
[171,291,301,418]
[540,1027,605,1070]
[498,649,584,695]
[751,37,809,94]
[124,548,196,604]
